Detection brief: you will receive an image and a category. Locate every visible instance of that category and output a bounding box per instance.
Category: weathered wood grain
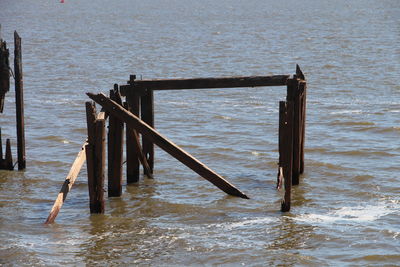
[87,92,249,199]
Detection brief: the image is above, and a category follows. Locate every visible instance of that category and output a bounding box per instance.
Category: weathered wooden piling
[286,78,301,185]
[140,88,154,175]
[107,85,124,197]
[0,25,10,114]
[85,102,105,213]
[0,128,3,160]
[299,81,307,174]
[125,75,141,183]
[14,31,26,170]
[278,101,294,212]
[5,138,13,170]
[87,92,249,199]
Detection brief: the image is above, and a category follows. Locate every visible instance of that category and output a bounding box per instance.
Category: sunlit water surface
[0,0,399,265]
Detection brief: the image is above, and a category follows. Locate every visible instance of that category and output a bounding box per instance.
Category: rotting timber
[46,65,307,223]
[0,26,26,171]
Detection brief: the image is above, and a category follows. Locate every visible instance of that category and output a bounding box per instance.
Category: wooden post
[141,88,154,175]
[87,92,249,199]
[5,138,13,170]
[0,128,3,161]
[0,27,10,113]
[14,31,25,170]
[107,84,124,197]
[278,101,294,212]
[93,119,105,213]
[125,75,141,183]
[85,102,105,214]
[286,78,301,185]
[299,80,307,174]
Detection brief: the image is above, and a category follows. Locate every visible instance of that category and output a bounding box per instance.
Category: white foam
[330,110,362,115]
[294,202,395,225]
[208,217,276,230]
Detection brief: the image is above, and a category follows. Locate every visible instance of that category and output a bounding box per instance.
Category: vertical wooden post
[0,128,3,160]
[0,29,10,113]
[108,84,124,197]
[93,119,105,213]
[141,88,154,175]
[279,101,294,212]
[299,80,307,174]
[5,138,13,170]
[296,65,306,174]
[85,102,105,214]
[126,75,140,183]
[14,31,25,170]
[287,77,301,185]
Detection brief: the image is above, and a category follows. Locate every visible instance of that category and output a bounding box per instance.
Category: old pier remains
[46,66,307,223]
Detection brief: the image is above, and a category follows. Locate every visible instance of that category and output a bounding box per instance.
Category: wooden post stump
[0,26,10,113]
[5,138,13,170]
[126,75,141,183]
[278,101,294,212]
[141,88,154,175]
[299,80,307,174]
[286,77,301,185]
[107,84,124,197]
[85,102,105,214]
[14,31,26,170]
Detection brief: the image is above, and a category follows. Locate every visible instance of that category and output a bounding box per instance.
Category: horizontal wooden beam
[87,92,249,199]
[120,75,289,95]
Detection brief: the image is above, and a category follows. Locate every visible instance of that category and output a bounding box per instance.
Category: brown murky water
[0,0,399,265]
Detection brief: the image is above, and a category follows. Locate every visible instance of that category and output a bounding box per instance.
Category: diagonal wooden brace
[87,92,249,199]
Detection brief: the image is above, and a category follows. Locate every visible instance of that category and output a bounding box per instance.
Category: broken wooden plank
[44,143,87,224]
[120,75,290,95]
[87,92,249,199]
[45,105,106,223]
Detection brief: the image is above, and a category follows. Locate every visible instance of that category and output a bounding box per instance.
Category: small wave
[213,115,234,121]
[330,150,394,157]
[376,126,400,134]
[322,64,336,69]
[293,202,396,225]
[330,121,375,126]
[35,135,71,144]
[207,217,277,230]
[330,110,363,115]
